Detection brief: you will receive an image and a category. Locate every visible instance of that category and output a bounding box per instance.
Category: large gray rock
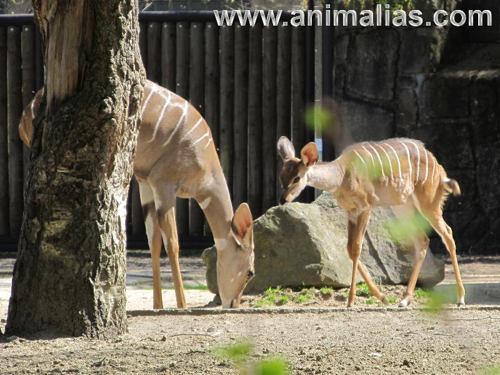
[202,193,445,294]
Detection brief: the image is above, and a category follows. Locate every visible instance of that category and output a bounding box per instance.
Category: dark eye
[247,270,254,279]
[293,176,301,184]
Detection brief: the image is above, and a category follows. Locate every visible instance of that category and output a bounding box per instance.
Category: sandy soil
[1,308,500,374]
[1,254,499,374]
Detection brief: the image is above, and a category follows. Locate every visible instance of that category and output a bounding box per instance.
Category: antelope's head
[216,203,255,308]
[277,136,319,205]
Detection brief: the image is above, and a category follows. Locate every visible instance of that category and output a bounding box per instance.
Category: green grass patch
[365,297,377,305]
[253,286,290,307]
[387,296,397,304]
[356,282,371,297]
[294,288,314,304]
[277,295,290,305]
[319,287,334,296]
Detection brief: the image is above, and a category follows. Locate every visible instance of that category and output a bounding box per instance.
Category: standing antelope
[19,80,255,309]
[277,136,465,307]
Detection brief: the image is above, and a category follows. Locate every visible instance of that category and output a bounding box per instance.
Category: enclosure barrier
[0,10,331,250]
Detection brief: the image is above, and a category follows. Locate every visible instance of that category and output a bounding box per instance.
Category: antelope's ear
[277,136,295,161]
[231,203,253,248]
[301,142,319,166]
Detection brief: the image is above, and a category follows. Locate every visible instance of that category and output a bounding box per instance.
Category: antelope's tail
[443,178,461,197]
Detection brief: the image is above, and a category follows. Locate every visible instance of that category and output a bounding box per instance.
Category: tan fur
[277,136,465,307]
[20,80,255,309]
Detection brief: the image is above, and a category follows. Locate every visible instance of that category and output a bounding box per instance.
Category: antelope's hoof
[457,296,465,307]
[398,299,409,308]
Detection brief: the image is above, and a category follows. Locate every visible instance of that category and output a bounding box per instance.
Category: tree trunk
[6,0,145,338]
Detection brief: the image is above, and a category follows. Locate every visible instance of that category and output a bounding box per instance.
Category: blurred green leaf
[213,342,253,363]
[386,212,432,244]
[482,364,500,375]
[255,358,289,375]
[305,106,334,132]
[424,290,446,313]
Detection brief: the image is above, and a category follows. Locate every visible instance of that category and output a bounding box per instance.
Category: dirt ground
[1,253,499,374]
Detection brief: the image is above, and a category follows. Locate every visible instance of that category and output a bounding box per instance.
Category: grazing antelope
[19,80,255,309]
[277,136,465,307]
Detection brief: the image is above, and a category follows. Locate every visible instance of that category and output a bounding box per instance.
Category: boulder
[202,193,445,294]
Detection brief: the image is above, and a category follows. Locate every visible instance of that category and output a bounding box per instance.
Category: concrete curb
[127,305,500,316]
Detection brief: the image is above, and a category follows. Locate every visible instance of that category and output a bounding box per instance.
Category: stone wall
[332,0,500,254]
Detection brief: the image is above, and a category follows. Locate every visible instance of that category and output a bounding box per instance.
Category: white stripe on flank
[353,150,367,171]
[398,141,412,181]
[141,83,157,117]
[163,101,189,147]
[423,150,429,184]
[184,117,203,139]
[157,91,169,102]
[431,154,436,186]
[205,137,213,149]
[368,143,385,178]
[193,130,210,146]
[362,146,376,167]
[30,100,35,119]
[149,91,171,142]
[409,141,421,182]
[375,143,394,179]
[384,143,403,180]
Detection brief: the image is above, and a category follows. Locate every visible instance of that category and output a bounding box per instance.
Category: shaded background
[0,0,499,254]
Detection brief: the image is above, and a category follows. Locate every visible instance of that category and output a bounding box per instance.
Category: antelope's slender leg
[138,181,164,309]
[420,201,465,306]
[391,200,430,307]
[153,186,187,309]
[357,262,388,305]
[347,209,374,307]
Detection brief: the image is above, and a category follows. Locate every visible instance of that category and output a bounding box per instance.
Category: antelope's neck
[307,159,345,192]
[199,169,234,245]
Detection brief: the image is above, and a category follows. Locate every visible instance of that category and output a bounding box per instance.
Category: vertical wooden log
[21,26,36,190]
[322,0,336,162]
[247,24,263,218]
[7,26,24,236]
[189,22,205,236]
[0,27,8,235]
[233,25,249,209]
[219,25,234,201]
[291,26,306,155]
[276,24,292,200]
[161,22,176,91]
[175,21,190,235]
[34,29,43,90]
[131,177,144,235]
[139,22,148,74]
[133,21,148,236]
[205,22,219,151]
[292,26,307,203]
[204,22,219,235]
[262,26,278,211]
[147,22,161,83]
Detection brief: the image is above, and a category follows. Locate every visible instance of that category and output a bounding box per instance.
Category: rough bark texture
[6,0,145,338]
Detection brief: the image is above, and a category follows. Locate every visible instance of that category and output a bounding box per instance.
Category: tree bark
[6,0,145,338]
